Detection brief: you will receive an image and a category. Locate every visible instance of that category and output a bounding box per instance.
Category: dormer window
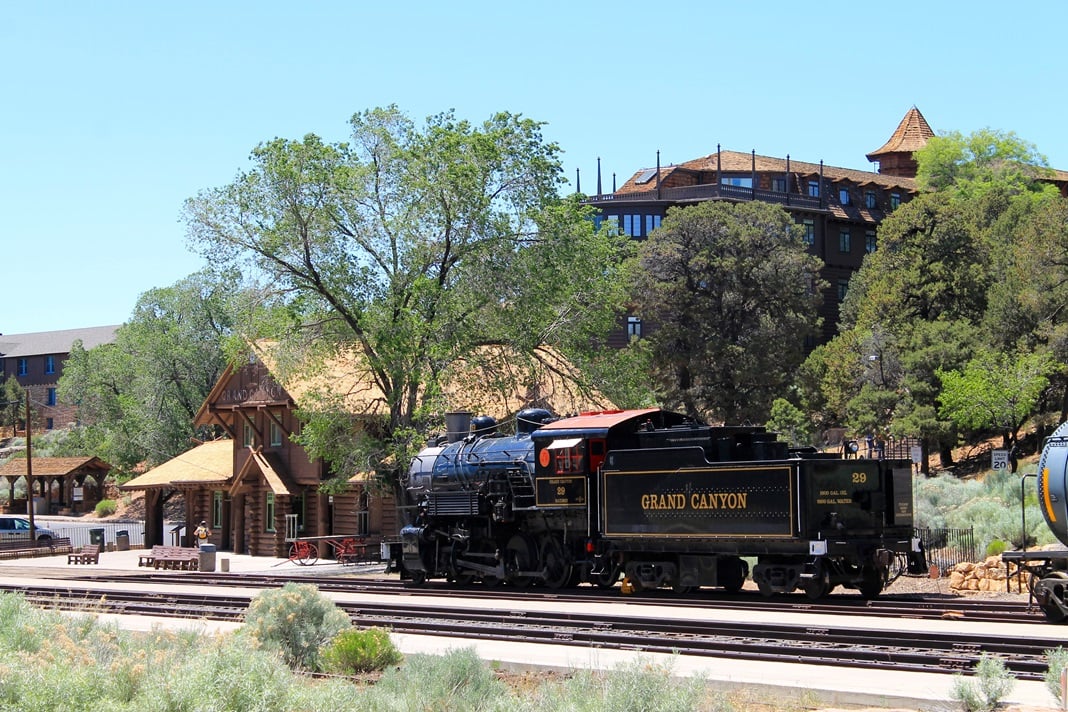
[839,188,851,205]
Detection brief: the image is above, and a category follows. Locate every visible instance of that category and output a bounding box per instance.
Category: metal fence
[915,527,976,573]
[38,519,146,549]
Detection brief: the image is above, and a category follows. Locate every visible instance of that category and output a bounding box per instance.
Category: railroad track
[66,571,1044,625]
[0,579,1059,681]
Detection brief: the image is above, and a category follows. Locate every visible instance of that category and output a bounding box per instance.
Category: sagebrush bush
[0,591,366,711]
[950,654,1015,711]
[321,626,402,674]
[241,582,351,671]
[1046,647,1068,703]
[370,647,512,711]
[913,472,1056,554]
[94,499,117,517]
[531,657,712,711]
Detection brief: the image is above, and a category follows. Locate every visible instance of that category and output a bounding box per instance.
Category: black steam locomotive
[389,408,926,599]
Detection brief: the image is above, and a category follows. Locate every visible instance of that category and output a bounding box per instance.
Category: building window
[808,181,820,197]
[865,190,877,209]
[265,493,276,532]
[17,359,27,377]
[839,229,851,253]
[44,356,55,374]
[644,214,661,235]
[838,188,851,205]
[802,219,815,246]
[45,418,54,430]
[243,422,255,448]
[46,388,57,406]
[213,491,224,528]
[622,214,646,237]
[771,177,786,193]
[865,230,877,253]
[626,316,642,339]
[269,415,283,447]
[721,176,752,188]
[837,279,850,302]
[890,193,901,210]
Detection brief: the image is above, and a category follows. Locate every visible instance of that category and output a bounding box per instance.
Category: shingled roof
[0,326,120,358]
[866,106,935,161]
[120,439,232,490]
[616,149,917,195]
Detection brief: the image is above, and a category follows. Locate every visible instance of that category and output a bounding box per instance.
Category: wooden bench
[68,544,100,565]
[49,537,73,555]
[0,538,56,560]
[151,546,199,571]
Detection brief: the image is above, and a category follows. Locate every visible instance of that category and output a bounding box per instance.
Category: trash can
[198,543,216,573]
[115,530,130,551]
[89,528,105,547]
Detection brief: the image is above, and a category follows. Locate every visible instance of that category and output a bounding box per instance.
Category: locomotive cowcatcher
[386,408,926,598]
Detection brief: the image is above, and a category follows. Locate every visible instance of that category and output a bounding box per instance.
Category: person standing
[193,520,210,548]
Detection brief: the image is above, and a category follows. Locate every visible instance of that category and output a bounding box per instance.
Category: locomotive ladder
[506,467,537,510]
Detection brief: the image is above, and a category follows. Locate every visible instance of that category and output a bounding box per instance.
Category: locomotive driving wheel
[504,533,538,588]
[539,537,572,589]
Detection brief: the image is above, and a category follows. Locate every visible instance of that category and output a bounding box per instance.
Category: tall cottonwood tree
[633,200,825,423]
[183,106,631,482]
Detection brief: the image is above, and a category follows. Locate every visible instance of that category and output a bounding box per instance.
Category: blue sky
[2,1,1065,335]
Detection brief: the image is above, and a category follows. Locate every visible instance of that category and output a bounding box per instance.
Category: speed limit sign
[991,449,1009,470]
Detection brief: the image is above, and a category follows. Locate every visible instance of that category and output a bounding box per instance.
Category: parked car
[0,515,56,542]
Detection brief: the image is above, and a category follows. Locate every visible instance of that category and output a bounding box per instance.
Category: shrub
[370,647,511,711]
[531,657,712,712]
[950,654,1015,711]
[241,582,351,671]
[985,539,1007,557]
[94,499,117,517]
[1046,647,1068,703]
[321,627,402,674]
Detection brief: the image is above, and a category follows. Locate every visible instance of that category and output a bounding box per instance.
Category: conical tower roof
[867,106,935,160]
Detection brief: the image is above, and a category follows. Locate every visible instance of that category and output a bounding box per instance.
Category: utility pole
[25,390,35,540]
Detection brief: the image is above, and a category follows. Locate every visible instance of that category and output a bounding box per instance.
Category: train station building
[122,342,612,557]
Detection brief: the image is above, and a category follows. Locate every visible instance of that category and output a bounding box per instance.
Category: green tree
[916,128,1056,200]
[938,347,1054,457]
[0,377,22,439]
[57,270,235,471]
[183,106,631,484]
[633,200,825,423]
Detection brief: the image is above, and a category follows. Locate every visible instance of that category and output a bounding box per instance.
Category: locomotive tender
[392,408,926,598]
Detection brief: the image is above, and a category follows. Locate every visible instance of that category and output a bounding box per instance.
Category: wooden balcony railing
[585,183,825,211]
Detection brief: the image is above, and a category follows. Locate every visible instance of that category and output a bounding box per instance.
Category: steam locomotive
[389,408,926,599]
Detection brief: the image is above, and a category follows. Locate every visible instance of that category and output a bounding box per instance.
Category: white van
[0,516,56,542]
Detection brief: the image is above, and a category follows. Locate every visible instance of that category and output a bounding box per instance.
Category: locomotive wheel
[718,557,747,594]
[450,545,477,586]
[539,538,572,589]
[858,566,884,600]
[1038,572,1068,623]
[803,570,831,600]
[504,533,538,589]
[592,563,622,589]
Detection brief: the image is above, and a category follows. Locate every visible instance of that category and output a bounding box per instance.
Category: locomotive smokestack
[445,412,472,443]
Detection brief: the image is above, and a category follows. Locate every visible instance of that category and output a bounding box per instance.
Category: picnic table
[284,535,368,566]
